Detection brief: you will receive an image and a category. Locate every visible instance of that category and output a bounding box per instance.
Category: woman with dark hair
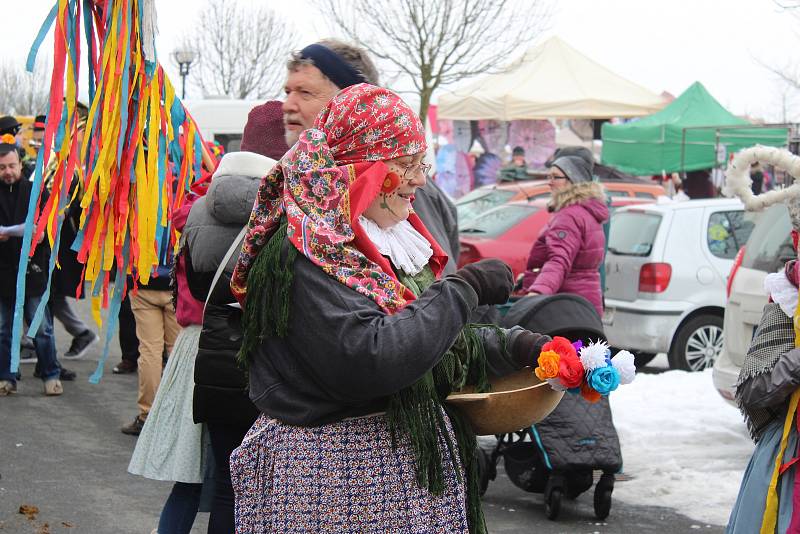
[228,84,551,533]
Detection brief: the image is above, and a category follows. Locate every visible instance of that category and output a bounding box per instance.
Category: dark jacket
[248,244,528,427]
[184,151,275,426]
[738,346,800,411]
[412,179,459,275]
[0,178,50,299]
[522,181,609,317]
[51,192,84,298]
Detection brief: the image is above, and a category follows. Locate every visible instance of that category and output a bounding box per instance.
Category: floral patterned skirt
[230,412,469,533]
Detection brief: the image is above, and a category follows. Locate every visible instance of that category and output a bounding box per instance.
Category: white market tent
[437,36,667,121]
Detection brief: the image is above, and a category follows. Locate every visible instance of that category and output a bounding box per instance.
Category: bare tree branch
[181,0,300,99]
[316,0,552,125]
[0,59,51,115]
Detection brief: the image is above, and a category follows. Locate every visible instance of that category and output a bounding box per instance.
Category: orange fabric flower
[534,350,560,380]
[581,381,601,403]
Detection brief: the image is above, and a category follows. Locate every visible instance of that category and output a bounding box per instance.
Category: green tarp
[601,82,788,175]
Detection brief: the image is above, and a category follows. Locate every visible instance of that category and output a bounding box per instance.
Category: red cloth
[172,194,205,327]
[231,84,438,312]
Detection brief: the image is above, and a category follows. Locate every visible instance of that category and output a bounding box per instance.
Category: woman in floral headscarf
[228,84,551,534]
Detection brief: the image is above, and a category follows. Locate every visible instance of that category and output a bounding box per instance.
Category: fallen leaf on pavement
[18,504,39,521]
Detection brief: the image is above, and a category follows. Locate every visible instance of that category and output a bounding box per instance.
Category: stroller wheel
[593,474,614,520]
[544,487,562,520]
[594,488,612,519]
[476,448,491,497]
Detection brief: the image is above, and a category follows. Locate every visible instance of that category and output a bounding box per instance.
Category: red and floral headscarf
[230,83,447,312]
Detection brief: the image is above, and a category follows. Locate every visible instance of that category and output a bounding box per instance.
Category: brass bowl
[445,368,564,436]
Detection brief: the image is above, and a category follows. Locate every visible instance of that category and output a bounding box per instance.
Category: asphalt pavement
[0,298,725,533]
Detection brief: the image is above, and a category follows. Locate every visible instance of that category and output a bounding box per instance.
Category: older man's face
[282,64,339,146]
[0,151,22,185]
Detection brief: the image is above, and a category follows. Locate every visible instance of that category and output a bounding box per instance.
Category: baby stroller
[478,294,623,520]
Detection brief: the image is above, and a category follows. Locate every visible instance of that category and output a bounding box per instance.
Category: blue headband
[299,44,367,89]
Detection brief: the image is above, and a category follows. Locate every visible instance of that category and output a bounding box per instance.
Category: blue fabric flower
[588,365,621,396]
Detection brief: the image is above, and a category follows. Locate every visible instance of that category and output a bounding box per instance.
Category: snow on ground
[611,360,754,526]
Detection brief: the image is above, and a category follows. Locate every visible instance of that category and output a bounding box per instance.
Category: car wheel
[632,351,657,368]
[668,314,724,372]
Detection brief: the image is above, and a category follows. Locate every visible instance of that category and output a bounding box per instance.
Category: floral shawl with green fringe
[235,83,495,534]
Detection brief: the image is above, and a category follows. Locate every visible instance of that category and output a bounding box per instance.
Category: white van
[182,99,265,153]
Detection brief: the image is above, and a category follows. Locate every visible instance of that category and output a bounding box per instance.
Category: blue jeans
[157,482,202,534]
[0,294,60,383]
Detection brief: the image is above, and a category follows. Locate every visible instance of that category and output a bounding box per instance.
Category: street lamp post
[172,47,197,99]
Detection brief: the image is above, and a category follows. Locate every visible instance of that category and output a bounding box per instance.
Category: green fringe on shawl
[385,323,497,534]
[237,220,297,368]
[236,239,505,534]
[446,403,488,534]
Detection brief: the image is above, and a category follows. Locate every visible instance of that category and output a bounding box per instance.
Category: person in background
[120,231,180,436]
[29,115,46,157]
[184,100,287,534]
[522,151,608,317]
[683,168,715,199]
[112,292,140,374]
[0,116,33,179]
[750,162,764,195]
[0,138,64,396]
[671,172,690,202]
[498,145,530,181]
[47,103,98,361]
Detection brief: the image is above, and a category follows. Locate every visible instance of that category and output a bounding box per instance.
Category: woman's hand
[451,259,513,305]
[510,329,551,368]
[527,291,539,296]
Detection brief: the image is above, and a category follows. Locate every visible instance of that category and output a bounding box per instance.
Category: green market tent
[601,82,788,175]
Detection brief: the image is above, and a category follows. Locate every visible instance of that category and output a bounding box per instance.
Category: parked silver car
[603,198,755,371]
[712,203,793,405]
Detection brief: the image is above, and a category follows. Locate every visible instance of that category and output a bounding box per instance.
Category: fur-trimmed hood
[550,181,607,216]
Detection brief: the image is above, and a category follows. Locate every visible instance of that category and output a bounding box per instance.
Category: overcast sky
[11,0,800,122]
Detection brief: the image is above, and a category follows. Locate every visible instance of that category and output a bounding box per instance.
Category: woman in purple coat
[522,153,608,317]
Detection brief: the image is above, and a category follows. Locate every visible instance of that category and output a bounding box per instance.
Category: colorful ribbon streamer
[14,0,209,382]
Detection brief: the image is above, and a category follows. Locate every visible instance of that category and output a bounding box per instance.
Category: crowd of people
[0,39,559,534]
[6,31,800,534]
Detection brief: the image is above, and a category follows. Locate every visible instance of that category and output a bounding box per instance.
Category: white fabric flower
[611,350,637,385]
[579,341,610,371]
[546,377,567,391]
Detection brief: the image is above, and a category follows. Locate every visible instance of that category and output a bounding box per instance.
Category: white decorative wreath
[723,145,800,210]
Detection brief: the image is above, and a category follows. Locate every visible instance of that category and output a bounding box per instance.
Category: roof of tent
[601,82,789,175]
[436,36,667,121]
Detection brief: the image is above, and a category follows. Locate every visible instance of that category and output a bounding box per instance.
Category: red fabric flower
[381,172,401,194]
[558,352,584,389]
[542,336,577,359]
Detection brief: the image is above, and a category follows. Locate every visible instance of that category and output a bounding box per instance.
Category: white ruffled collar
[764,269,798,318]
[359,216,433,276]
